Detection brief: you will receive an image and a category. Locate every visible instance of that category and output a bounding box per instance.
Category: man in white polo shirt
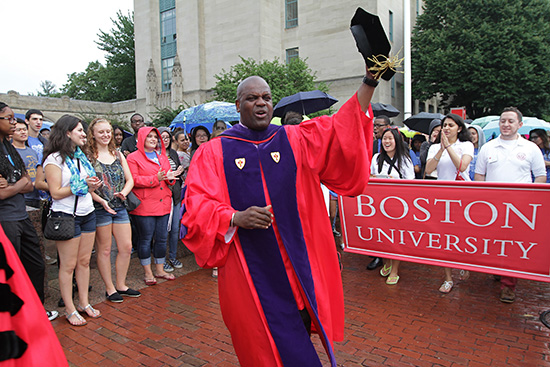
[475,106,546,303]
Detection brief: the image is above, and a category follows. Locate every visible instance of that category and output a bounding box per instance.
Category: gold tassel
[367,48,404,80]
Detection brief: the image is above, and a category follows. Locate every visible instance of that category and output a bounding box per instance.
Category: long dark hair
[376,128,411,176]
[42,114,82,164]
[442,113,471,142]
[190,125,210,151]
[530,128,550,150]
[0,102,26,181]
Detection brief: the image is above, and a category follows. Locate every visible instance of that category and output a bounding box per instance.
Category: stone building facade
[4,0,437,126]
[135,0,426,123]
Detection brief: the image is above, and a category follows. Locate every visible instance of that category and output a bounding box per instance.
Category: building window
[161,8,177,45]
[391,76,395,98]
[162,57,175,92]
[285,0,298,28]
[416,0,420,16]
[389,11,394,42]
[286,48,299,64]
[160,2,177,92]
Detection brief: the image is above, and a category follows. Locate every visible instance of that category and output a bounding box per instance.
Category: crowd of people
[0,103,230,327]
[366,108,548,303]
[0,98,547,335]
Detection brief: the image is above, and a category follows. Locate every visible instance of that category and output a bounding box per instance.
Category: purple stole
[220,124,336,367]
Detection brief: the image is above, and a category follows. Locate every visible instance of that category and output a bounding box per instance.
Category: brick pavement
[52,251,550,366]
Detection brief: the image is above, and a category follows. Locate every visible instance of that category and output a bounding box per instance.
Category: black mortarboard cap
[350,7,395,81]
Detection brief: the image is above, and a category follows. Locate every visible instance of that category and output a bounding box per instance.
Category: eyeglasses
[374,123,389,128]
[0,116,16,123]
[196,133,208,138]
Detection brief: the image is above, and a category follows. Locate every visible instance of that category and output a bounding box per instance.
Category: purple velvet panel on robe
[220,124,336,366]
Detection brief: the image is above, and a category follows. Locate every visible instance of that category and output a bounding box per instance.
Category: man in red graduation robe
[182,72,376,366]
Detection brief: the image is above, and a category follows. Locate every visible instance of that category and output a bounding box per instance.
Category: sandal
[439,281,454,293]
[77,304,101,319]
[144,278,157,286]
[459,270,470,281]
[380,264,392,277]
[66,310,87,326]
[386,275,399,285]
[155,273,175,281]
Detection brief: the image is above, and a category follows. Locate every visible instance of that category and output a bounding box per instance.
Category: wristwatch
[362,75,379,87]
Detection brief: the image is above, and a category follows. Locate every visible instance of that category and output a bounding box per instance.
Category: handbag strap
[72,159,81,216]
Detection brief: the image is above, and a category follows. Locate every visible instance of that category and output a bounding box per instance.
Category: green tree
[61,11,136,102]
[212,57,328,107]
[412,0,550,118]
[95,10,136,101]
[37,80,61,97]
[150,104,188,128]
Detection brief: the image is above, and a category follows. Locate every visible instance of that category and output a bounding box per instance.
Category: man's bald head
[237,76,270,100]
[235,76,273,131]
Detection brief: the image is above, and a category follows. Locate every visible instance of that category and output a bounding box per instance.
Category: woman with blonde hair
[86,118,140,302]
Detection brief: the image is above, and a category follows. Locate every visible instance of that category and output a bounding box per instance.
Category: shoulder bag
[44,158,80,241]
[124,192,141,212]
[44,196,77,241]
[455,161,466,181]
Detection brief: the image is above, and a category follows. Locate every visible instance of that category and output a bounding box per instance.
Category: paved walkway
[49,247,550,366]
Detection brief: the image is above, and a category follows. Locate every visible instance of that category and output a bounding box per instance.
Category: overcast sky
[1,0,133,95]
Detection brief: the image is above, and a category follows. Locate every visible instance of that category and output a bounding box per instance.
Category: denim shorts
[95,206,130,227]
[51,211,96,238]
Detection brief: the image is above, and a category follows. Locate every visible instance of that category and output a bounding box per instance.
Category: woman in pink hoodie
[127,127,177,285]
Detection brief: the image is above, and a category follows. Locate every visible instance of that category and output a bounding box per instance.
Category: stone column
[171,55,183,109]
[146,59,158,118]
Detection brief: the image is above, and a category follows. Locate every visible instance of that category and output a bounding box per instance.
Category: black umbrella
[403,112,445,135]
[371,103,400,118]
[273,90,338,118]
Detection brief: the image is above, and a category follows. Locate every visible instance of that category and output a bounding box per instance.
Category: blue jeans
[134,214,169,266]
[167,202,181,260]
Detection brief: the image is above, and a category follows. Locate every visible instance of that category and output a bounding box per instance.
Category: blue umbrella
[273,90,338,118]
[482,117,550,139]
[170,101,240,133]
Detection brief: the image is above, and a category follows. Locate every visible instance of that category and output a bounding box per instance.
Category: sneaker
[44,254,57,265]
[117,288,141,298]
[500,287,515,303]
[170,259,183,269]
[106,291,124,303]
[164,262,174,272]
[47,310,59,321]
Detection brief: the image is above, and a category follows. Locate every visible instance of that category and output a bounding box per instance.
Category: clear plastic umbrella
[482,117,550,138]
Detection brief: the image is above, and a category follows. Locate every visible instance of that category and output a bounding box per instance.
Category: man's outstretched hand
[233,205,273,229]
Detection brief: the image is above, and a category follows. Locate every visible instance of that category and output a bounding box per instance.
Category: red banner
[340,179,550,282]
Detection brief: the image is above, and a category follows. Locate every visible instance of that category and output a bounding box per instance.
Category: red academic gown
[0,225,68,366]
[182,94,373,366]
